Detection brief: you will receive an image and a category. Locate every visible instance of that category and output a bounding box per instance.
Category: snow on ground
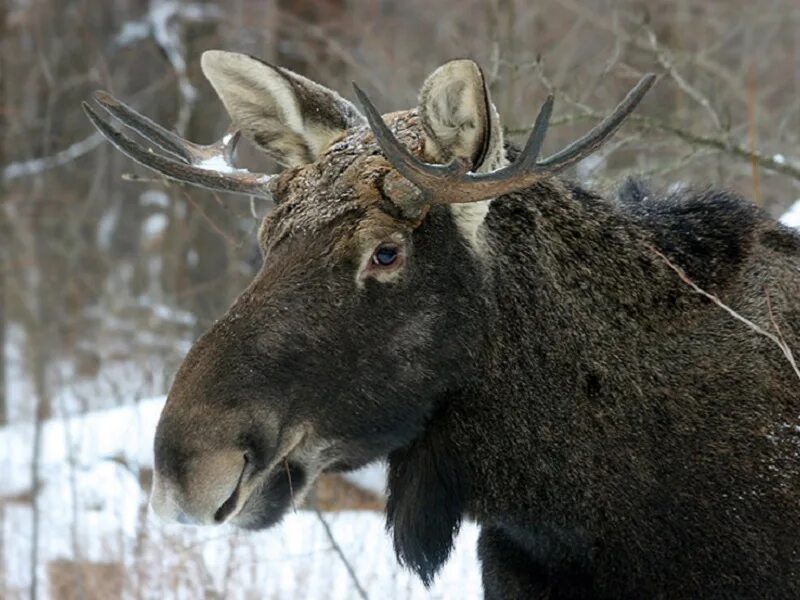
[0,398,481,599]
[781,199,800,230]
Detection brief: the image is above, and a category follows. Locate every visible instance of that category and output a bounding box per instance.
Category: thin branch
[506,111,800,183]
[643,24,724,132]
[147,2,224,135]
[764,287,792,361]
[2,2,223,183]
[552,0,756,110]
[746,73,761,205]
[313,507,369,600]
[2,132,104,182]
[284,458,296,513]
[179,189,244,247]
[649,245,800,382]
[626,113,800,182]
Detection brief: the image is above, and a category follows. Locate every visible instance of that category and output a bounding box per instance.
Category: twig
[180,189,243,247]
[2,132,105,182]
[2,2,224,183]
[649,245,800,382]
[637,147,717,180]
[284,458,296,513]
[121,173,167,184]
[553,0,757,110]
[506,111,800,183]
[747,73,761,205]
[764,287,790,359]
[643,24,724,132]
[313,507,369,600]
[147,1,216,135]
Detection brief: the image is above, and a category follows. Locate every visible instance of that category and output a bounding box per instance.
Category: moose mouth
[226,459,308,530]
[210,426,317,529]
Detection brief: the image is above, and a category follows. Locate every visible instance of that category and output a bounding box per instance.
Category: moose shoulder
[85,52,800,598]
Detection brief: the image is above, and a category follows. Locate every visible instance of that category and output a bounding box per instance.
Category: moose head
[84,52,652,531]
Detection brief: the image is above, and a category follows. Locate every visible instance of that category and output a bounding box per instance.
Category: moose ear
[418,59,505,173]
[201,50,365,167]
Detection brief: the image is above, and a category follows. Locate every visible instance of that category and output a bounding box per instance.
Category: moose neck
[459,176,677,518]
[386,176,665,579]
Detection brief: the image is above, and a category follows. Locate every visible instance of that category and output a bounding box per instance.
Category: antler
[353,73,656,205]
[82,91,275,199]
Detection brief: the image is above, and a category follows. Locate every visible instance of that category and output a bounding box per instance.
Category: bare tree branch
[313,507,369,600]
[649,245,800,382]
[2,132,105,183]
[2,2,224,183]
[145,1,224,134]
[642,24,724,132]
[507,111,800,184]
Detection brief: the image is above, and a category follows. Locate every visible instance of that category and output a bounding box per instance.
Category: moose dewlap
[85,52,800,598]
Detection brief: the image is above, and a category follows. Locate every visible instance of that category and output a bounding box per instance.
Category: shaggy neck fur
[387,175,800,596]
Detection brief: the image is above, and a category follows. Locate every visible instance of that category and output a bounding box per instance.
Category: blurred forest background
[1,0,799,598]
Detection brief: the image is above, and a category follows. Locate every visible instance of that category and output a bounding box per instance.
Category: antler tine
[84,95,275,200]
[218,127,242,165]
[354,74,655,206]
[537,73,656,171]
[515,94,555,170]
[93,91,197,164]
[352,83,471,190]
[94,91,245,169]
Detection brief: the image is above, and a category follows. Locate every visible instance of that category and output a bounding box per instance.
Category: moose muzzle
[150,449,250,525]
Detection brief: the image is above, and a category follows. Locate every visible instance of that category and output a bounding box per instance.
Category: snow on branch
[144,1,225,134]
[781,200,800,230]
[3,1,224,183]
[3,133,105,182]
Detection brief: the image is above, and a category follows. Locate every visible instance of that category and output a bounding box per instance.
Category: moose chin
[85,50,800,599]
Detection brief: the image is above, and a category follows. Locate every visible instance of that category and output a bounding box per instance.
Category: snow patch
[0,397,164,496]
[196,154,249,174]
[140,189,170,208]
[342,462,387,497]
[142,213,168,239]
[0,398,481,598]
[780,199,800,230]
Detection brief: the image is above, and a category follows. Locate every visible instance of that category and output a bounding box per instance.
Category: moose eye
[372,246,398,267]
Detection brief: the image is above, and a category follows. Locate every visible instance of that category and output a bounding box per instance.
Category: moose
[84,51,800,598]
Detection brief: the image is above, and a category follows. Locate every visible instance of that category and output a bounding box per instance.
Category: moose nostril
[213,486,240,523]
[213,454,250,524]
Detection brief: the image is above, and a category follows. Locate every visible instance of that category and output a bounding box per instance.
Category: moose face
[147,53,506,529]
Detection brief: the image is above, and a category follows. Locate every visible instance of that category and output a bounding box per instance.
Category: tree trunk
[0,0,8,425]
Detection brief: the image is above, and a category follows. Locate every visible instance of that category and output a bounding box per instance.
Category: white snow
[196,154,250,174]
[344,462,388,497]
[2,132,105,182]
[1,398,481,598]
[667,181,689,194]
[187,248,199,267]
[140,189,170,208]
[780,199,800,230]
[142,213,168,239]
[0,398,163,497]
[575,153,604,179]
